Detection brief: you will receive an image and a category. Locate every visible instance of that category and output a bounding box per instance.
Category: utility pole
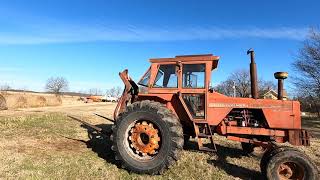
[233,81,236,97]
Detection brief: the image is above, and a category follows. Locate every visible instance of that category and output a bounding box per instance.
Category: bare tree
[45,77,69,95]
[292,28,320,117]
[115,86,123,97]
[0,84,11,91]
[214,79,235,97]
[109,87,116,97]
[259,80,277,94]
[105,86,123,97]
[215,69,276,98]
[215,69,251,97]
[88,88,102,95]
[230,69,251,97]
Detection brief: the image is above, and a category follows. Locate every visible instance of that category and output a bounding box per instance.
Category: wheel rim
[126,120,161,160]
[277,162,304,180]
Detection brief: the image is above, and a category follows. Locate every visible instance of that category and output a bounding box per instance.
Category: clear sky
[0,0,319,93]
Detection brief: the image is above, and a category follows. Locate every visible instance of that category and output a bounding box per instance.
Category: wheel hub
[129,121,160,156]
[277,162,304,179]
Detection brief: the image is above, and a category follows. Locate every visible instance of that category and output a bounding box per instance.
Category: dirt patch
[43,139,85,153]
[2,138,85,154]
[0,94,7,110]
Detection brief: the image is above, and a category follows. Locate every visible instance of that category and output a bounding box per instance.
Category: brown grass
[46,96,62,106]
[4,93,63,109]
[0,112,319,179]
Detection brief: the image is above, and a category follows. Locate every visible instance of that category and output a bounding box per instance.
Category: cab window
[138,69,151,87]
[153,64,178,88]
[183,64,205,88]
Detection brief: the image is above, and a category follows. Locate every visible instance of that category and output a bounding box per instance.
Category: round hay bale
[36,96,47,107]
[56,96,62,104]
[15,96,28,108]
[0,94,8,110]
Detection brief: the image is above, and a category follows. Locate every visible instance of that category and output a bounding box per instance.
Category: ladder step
[199,146,216,152]
[198,133,212,138]
[193,120,208,124]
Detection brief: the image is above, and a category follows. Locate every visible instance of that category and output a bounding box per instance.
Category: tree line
[291,28,320,117]
[214,69,276,98]
[45,77,123,97]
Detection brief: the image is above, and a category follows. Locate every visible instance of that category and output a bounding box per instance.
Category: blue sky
[0,0,319,93]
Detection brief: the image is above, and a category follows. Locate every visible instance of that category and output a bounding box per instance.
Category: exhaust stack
[274,72,288,100]
[247,48,258,99]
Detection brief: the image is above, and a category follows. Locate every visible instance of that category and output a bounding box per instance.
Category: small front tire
[265,148,318,180]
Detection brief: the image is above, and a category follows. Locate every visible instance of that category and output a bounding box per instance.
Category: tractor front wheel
[111,100,184,175]
[264,147,318,180]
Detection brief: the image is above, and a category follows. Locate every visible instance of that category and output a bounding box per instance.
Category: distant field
[0,103,319,179]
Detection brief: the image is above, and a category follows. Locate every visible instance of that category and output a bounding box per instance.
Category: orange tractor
[71,49,318,179]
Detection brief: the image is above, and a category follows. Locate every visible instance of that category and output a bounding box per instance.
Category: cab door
[180,63,207,120]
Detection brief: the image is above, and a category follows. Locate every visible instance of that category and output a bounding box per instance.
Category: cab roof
[149,54,220,69]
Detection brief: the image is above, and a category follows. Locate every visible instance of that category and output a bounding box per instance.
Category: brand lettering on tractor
[208,103,292,110]
[208,103,248,108]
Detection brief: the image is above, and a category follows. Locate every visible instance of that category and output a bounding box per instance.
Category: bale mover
[72,49,319,179]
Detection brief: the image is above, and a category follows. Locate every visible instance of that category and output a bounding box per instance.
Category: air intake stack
[274,72,288,100]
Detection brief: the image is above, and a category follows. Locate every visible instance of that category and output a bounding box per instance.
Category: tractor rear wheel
[111,100,184,175]
[263,147,318,180]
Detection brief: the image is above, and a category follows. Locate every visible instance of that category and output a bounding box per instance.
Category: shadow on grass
[208,145,262,179]
[69,124,262,179]
[184,140,262,179]
[65,123,120,167]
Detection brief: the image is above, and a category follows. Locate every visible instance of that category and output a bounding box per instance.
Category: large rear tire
[111,100,184,174]
[264,147,318,180]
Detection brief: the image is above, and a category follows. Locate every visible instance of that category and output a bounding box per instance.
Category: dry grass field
[1,91,60,109]
[0,102,319,179]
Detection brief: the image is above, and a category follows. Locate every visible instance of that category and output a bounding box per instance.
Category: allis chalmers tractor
[71,49,318,179]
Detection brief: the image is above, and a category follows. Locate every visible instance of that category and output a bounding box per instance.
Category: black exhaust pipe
[247,48,258,99]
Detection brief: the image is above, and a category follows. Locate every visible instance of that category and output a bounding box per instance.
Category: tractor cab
[138,55,220,118]
[138,54,219,90]
[114,54,220,120]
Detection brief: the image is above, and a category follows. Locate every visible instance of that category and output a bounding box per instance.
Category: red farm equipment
[71,49,318,179]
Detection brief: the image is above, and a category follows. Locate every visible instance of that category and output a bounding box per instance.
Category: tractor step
[199,146,216,152]
[193,121,217,152]
[193,120,208,124]
[198,133,212,138]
